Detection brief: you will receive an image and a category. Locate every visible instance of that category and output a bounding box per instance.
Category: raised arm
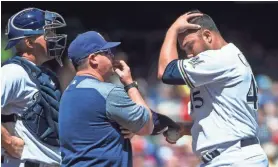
[114,60,153,135]
[158,13,202,79]
[158,27,179,79]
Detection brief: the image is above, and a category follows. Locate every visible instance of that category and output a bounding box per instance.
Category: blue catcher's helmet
[5,8,67,66]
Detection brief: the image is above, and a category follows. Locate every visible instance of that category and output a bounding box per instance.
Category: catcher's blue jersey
[163,43,259,156]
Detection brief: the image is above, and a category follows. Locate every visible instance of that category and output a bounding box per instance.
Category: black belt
[25,161,40,167]
[1,114,19,123]
[201,137,259,164]
[1,155,40,167]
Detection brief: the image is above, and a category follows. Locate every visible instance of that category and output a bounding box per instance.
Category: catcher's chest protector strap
[1,56,61,147]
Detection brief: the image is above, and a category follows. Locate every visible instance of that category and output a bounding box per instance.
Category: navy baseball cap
[68,31,121,64]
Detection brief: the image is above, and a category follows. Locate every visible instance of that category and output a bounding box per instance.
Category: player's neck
[213,36,228,50]
[76,69,104,82]
[21,53,48,66]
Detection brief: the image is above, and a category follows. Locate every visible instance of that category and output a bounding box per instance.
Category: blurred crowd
[2,14,278,167]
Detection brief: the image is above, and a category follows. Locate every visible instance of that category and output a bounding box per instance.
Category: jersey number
[246,74,258,110]
[192,90,203,108]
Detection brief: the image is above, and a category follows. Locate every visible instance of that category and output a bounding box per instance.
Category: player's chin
[187,54,195,58]
[183,51,194,58]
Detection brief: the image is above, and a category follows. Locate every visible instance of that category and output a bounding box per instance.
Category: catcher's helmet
[5,8,67,66]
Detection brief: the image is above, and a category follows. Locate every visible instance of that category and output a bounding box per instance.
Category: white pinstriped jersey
[177,43,259,156]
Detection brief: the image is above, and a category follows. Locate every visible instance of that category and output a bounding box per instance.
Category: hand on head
[171,12,203,33]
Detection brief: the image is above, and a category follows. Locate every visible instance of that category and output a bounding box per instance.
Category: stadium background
[2,1,278,167]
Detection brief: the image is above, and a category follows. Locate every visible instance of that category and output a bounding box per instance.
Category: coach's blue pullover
[59,76,149,167]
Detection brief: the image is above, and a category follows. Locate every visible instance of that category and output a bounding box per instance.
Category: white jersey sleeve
[1,64,25,108]
[1,64,27,110]
[177,50,237,88]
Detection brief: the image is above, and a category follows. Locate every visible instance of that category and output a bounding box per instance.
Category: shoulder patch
[188,56,205,68]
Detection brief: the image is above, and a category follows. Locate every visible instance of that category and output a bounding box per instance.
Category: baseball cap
[68,31,121,65]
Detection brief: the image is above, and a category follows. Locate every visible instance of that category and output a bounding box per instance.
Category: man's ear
[202,29,212,44]
[25,38,34,49]
[88,54,98,68]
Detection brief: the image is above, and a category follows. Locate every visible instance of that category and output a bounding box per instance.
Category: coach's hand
[3,136,24,159]
[114,60,134,86]
[171,12,203,33]
[120,127,135,139]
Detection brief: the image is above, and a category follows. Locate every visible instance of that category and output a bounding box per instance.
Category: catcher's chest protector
[2,56,61,146]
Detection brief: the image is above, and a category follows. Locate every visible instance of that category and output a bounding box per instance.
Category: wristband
[124,81,138,92]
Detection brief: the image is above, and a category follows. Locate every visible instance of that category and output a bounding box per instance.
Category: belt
[1,114,19,123]
[25,161,40,167]
[1,155,40,167]
[201,137,259,164]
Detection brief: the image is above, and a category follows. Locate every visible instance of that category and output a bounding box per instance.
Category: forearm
[1,124,12,147]
[127,87,150,112]
[158,27,179,79]
[181,121,193,136]
[127,87,154,135]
